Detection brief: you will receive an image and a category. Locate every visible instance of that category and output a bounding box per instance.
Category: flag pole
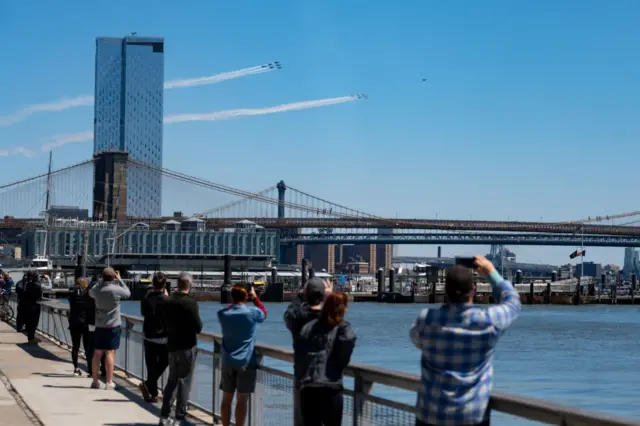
[581,227,584,288]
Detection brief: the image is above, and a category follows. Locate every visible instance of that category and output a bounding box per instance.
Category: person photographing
[409,255,521,426]
[217,284,267,426]
[89,267,131,389]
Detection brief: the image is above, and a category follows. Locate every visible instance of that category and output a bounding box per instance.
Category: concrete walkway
[0,321,209,425]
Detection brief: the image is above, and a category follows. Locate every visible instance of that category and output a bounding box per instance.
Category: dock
[1,299,639,425]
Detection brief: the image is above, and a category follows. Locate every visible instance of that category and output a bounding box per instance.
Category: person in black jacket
[139,272,169,403]
[22,271,44,344]
[284,277,332,426]
[68,278,95,376]
[296,292,356,426]
[159,272,203,425]
[15,277,26,333]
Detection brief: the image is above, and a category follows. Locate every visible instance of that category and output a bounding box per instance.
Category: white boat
[29,255,53,271]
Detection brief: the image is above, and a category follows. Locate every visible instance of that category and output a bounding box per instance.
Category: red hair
[231,285,248,303]
[321,292,348,326]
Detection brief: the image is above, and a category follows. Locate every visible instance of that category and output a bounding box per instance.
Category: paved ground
[0,321,211,426]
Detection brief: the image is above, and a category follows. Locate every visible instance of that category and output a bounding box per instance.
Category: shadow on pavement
[43,384,90,389]
[16,342,69,363]
[32,372,76,378]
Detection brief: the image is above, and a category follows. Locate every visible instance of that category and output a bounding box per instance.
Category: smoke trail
[2,94,361,157]
[0,63,279,126]
[164,95,359,124]
[163,65,272,89]
[0,96,95,127]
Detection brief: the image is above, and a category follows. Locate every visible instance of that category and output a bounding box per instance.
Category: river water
[119,301,640,424]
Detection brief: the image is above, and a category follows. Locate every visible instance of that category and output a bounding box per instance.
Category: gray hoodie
[89,279,131,328]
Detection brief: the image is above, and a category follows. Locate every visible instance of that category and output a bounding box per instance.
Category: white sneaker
[158,417,174,425]
[105,382,116,390]
[90,379,101,389]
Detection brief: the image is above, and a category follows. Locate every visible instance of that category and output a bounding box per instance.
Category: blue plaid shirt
[410,271,521,425]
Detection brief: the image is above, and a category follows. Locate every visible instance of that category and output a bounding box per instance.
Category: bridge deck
[0,320,210,425]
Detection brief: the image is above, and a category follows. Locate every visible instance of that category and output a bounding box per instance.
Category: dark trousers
[25,306,40,341]
[416,419,490,426]
[16,301,26,332]
[144,340,169,397]
[70,326,94,373]
[161,347,197,419]
[300,387,343,426]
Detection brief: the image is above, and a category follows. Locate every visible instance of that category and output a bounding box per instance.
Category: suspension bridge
[1,154,640,247]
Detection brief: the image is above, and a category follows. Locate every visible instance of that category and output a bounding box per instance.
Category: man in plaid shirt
[410,255,521,426]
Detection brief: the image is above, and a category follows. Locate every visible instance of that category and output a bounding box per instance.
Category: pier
[0,299,637,425]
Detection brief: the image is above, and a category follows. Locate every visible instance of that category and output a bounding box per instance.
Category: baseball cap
[305,277,326,301]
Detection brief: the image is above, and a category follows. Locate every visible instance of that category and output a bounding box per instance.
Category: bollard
[528,281,534,305]
[515,270,522,284]
[574,276,581,306]
[301,258,309,288]
[220,254,232,304]
[389,269,396,293]
[376,268,384,295]
[270,266,278,286]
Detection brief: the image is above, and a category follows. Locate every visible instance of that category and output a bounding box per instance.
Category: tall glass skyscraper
[94,36,164,217]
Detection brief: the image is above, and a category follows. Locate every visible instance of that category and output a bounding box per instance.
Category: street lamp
[106,222,149,267]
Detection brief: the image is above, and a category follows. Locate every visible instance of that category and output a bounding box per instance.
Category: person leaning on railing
[217,284,267,426]
[409,255,522,426]
[295,292,356,426]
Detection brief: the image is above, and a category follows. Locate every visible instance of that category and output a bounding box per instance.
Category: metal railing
[16,299,640,426]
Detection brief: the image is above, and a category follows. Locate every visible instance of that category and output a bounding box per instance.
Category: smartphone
[455,257,476,269]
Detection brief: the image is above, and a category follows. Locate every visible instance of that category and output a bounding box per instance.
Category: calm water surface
[120,301,640,423]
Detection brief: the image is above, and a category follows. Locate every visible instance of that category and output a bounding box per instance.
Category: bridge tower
[92,151,129,223]
[277,180,286,219]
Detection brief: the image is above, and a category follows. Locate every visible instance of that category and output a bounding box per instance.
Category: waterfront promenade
[3,299,640,425]
[0,320,210,425]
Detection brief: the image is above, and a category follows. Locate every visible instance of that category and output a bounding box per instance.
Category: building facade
[21,228,279,259]
[94,36,165,217]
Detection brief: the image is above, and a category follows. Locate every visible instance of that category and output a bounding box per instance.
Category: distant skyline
[1,0,639,266]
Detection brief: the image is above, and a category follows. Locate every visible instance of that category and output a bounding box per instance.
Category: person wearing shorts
[89,267,131,389]
[217,285,267,426]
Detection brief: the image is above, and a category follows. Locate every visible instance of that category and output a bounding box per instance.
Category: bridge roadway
[3,216,640,236]
[281,232,640,247]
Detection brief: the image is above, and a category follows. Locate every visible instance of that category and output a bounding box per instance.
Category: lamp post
[106,222,149,268]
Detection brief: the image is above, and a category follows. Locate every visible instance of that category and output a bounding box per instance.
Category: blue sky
[1,0,639,265]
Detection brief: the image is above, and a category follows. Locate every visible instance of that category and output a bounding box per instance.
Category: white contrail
[2,94,361,157]
[0,64,279,126]
[0,96,95,127]
[163,65,271,89]
[164,95,359,124]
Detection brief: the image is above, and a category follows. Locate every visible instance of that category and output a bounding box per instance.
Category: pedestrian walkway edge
[0,368,45,426]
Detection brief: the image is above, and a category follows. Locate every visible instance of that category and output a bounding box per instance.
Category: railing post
[213,340,221,423]
[249,353,265,426]
[124,319,133,377]
[353,372,374,426]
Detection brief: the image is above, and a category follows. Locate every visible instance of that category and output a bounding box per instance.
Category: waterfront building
[21,227,279,259]
[623,247,639,275]
[94,36,165,217]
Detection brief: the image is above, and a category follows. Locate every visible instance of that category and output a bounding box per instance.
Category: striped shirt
[410,271,521,425]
